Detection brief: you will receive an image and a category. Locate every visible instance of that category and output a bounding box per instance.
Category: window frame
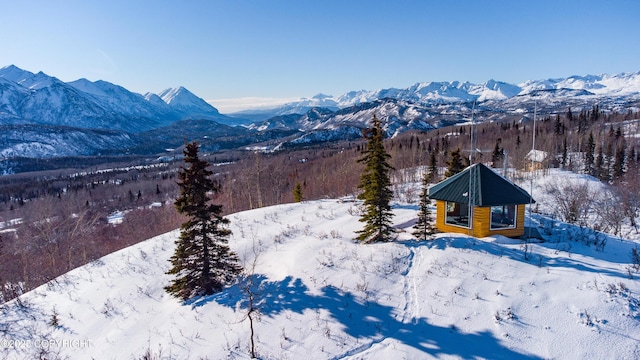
[444,201,471,229]
[490,204,517,230]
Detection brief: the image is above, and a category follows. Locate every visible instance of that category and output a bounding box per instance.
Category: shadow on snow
[401,235,632,280]
[197,274,541,360]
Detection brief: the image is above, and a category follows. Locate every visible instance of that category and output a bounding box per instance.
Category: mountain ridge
[1,65,640,169]
[237,71,640,120]
[0,65,240,132]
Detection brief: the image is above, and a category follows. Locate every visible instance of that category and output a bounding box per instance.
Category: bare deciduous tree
[594,188,627,236]
[545,180,595,225]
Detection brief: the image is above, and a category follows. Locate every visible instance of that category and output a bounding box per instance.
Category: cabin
[428,163,535,238]
[524,149,549,172]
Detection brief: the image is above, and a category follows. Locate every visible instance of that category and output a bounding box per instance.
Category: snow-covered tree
[165,141,241,300]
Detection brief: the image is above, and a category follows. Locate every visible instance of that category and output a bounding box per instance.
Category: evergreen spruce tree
[554,114,562,135]
[165,141,241,300]
[356,115,395,243]
[491,140,503,166]
[412,172,436,241]
[561,137,568,168]
[612,142,627,180]
[594,146,605,181]
[445,148,465,178]
[584,132,595,175]
[427,151,438,182]
[293,182,304,202]
[605,142,614,182]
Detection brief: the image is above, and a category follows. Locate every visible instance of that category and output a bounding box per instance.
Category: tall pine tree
[561,137,568,169]
[427,150,438,182]
[612,141,627,181]
[356,115,395,243]
[293,182,304,202]
[413,172,436,241]
[594,145,605,181]
[165,141,241,300]
[584,132,595,175]
[491,139,504,166]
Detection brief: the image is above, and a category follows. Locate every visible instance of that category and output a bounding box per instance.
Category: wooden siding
[435,200,526,238]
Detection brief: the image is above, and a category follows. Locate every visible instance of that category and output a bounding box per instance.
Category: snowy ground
[1,170,640,359]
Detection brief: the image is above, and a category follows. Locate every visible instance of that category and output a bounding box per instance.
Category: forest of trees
[0,104,639,302]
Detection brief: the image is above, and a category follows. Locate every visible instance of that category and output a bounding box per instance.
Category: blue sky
[1,0,638,112]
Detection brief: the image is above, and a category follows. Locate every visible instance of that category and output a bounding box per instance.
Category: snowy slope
[0,65,56,90]
[519,72,640,96]
[0,125,136,158]
[158,86,221,118]
[254,99,437,145]
[68,78,175,121]
[1,170,639,359]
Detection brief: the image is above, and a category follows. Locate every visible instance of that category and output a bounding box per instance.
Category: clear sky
[1,0,638,112]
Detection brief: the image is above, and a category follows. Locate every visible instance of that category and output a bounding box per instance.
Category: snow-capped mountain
[519,72,640,96]
[310,99,436,136]
[243,98,453,150]
[68,78,175,122]
[0,65,57,90]
[229,93,341,122]
[2,64,640,166]
[0,65,239,132]
[252,98,459,147]
[157,86,221,118]
[238,72,640,120]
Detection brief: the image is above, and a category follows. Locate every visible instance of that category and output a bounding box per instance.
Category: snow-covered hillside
[0,125,136,159]
[1,169,639,359]
[256,99,437,141]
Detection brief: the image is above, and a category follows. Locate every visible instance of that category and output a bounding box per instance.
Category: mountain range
[1,65,640,172]
[0,65,238,132]
[233,72,640,120]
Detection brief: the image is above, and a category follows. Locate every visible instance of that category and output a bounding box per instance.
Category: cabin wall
[473,207,491,237]
[435,201,526,238]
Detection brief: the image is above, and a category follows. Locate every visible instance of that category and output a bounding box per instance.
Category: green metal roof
[428,163,535,206]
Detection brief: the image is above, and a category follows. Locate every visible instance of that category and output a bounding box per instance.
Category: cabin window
[490,205,516,230]
[445,201,470,228]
